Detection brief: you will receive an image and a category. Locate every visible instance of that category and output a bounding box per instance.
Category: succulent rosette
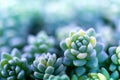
[60,28,108,76]
[32,53,66,80]
[0,49,29,80]
[24,31,55,54]
[23,31,56,63]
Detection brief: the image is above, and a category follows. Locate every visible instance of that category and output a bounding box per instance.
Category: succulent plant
[60,28,97,65]
[23,31,55,63]
[24,31,55,53]
[32,53,66,80]
[86,73,107,80]
[95,42,108,66]
[60,28,108,76]
[71,68,111,80]
[109,46,120,80]
[1,0,120,79]
[0,48,29,80]
[47,74,70,80]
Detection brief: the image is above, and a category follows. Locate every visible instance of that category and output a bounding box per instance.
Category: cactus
[0,49,29,80]
[32,53,66,80]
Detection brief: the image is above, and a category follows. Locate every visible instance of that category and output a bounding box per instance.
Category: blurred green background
[0,0,120,52]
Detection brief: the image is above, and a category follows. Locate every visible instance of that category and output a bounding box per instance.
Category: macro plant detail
[0,1,120,79]
[71,68,111,80]
[24,31,55,54]
[0,49,29,80]
[108,46,120,80]
[23,31,55,64]
[32,53,66,80]
[60,28,108,77]
[60,28,97,66]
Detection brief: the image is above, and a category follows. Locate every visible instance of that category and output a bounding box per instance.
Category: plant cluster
[0,28,120,80]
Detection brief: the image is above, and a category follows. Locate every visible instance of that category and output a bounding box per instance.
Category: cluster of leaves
[1,1,120,80]
[1,28,120,80]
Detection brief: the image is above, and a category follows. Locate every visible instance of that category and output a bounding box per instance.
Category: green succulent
[47,74,70,80]
[60,29,105,76]
[60,28,97,65]
[0,49,29,80]
[32,53,66,80]
[109,46,120,80]
[25,31,55,53]
[60,28,108,76]
[71,68,111,80]
[86,73,107,80]
[23,31,55,63]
